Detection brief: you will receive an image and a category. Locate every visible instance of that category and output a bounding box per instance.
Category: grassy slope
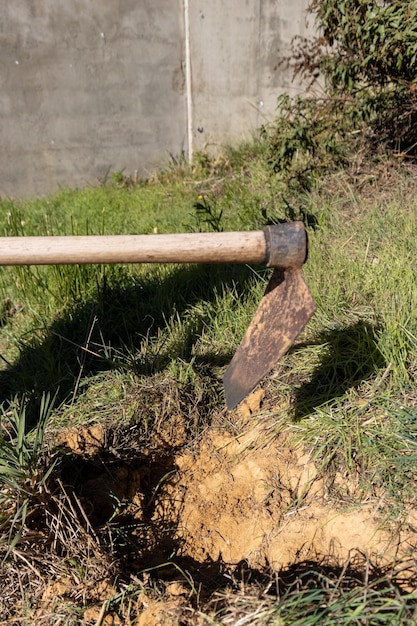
[0,151,416,623]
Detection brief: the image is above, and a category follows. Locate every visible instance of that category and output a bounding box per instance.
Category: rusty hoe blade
[223,223,316,410]
[0,221,315,409]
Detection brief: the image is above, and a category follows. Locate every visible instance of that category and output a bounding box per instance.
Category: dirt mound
[56,411,415,573]
[32,402,415,623]
[165,429,407,571]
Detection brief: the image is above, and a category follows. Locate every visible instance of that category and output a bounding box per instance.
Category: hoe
[0,222,316,409]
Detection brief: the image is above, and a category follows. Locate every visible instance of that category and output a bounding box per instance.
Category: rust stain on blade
[223,268,316,410]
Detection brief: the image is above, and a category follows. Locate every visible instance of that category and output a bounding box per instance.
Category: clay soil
[11,387,414,625]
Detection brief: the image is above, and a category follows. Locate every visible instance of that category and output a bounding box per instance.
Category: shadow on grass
[0,263,259,422]
[293,320,386,420]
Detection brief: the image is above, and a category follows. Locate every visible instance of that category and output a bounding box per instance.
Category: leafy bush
[260,94,351,188]
[263,0,417,189]
[308,0,417,90]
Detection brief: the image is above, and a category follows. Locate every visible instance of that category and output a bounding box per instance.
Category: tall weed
[0,393,56,559]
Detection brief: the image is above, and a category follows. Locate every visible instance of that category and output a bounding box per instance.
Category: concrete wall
[0,1,313,198]
[189,0,311,153]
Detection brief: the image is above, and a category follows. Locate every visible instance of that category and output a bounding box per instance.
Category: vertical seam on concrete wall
[184,0,193,163]
[256,0,262,130]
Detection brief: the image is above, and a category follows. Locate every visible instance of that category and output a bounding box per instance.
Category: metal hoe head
[223,267,315,409]
[223,222,316,409]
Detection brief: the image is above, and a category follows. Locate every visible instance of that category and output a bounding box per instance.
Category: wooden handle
[0,222,307,268]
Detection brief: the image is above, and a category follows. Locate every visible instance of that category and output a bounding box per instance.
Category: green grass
[0,151,417,622]
[274,170,417,506]
[0,168,271,420]
[0,156,416,488]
